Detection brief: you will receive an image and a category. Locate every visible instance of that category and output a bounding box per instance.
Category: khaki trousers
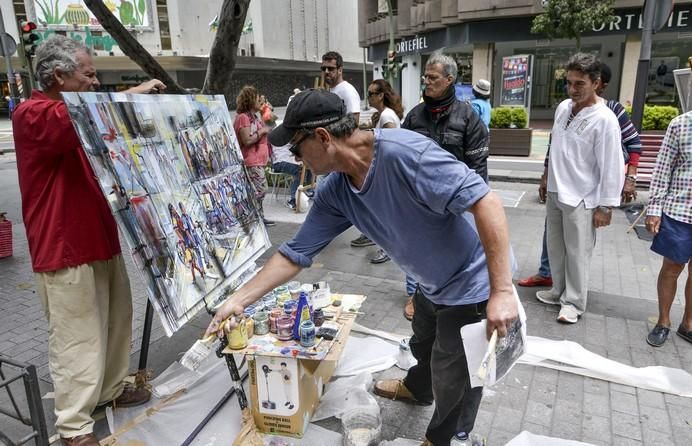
[546,192,596,314]
[35,255,133,437]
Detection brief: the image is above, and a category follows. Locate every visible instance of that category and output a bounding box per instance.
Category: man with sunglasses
[206,89,518,445]
[321,51,361,124]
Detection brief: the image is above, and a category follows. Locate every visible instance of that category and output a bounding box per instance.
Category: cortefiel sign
[500,54,534,109]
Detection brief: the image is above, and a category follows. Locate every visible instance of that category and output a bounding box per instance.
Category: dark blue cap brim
[268,123,296,147]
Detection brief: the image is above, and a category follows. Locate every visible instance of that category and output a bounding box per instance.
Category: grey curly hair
[426,52,458,81]
[34,35,91,90]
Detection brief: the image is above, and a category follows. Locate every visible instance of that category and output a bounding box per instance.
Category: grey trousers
[546,192,596,314]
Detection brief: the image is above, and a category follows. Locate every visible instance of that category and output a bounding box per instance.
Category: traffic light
[387,50,396,64]
[20,21,39,58]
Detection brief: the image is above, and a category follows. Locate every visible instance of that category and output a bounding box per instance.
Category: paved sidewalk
[1,148,691,444]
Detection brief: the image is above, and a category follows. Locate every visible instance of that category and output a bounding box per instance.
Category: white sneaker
[557,305,580,324]
[536,290,560,305]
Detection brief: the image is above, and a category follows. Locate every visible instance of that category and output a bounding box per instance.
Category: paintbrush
[180,333,217,371]
[180,314,236,370]
[477,329,498,382]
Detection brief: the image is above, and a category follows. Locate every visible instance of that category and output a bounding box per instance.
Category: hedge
[490,107,529,129]
[624,105,679,131]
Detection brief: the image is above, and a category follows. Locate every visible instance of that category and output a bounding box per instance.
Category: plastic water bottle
[450,432,470,446]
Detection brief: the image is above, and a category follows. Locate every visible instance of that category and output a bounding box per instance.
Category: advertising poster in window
[500,55,533,108]
[62,92,271,335]
[32,0,151,28]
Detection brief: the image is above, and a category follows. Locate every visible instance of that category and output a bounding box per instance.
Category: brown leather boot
[373,379,431,405]
[113,384,151,408]
[403,296,414,321]
[61,433,99,446]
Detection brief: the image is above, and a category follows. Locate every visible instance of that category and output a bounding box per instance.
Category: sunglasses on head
[320,65,338,72]
[289,132,311,158]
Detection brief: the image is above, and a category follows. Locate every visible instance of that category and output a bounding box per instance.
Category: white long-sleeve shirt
[547,99,624,208]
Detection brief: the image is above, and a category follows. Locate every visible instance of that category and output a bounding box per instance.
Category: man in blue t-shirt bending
[206,89,518,445]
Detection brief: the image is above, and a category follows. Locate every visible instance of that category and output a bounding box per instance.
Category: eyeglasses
[421,74,449,83]
[289,132,310,158]
[320,65,338,72]
[367,90,381,97]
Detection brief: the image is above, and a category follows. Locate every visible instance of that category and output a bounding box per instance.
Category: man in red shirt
[13,35,165,446]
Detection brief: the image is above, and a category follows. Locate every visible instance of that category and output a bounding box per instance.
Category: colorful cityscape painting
[63,92,270,335]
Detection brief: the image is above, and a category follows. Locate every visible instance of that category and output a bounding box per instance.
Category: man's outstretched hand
[125,79,166,95]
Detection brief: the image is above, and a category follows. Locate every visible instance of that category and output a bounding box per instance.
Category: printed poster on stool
[247,312,354,437]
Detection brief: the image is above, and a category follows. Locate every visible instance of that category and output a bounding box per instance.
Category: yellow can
[227,317,248,350]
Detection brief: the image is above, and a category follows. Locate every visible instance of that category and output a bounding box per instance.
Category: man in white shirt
[321,51,360,123]
[537,53,624,324]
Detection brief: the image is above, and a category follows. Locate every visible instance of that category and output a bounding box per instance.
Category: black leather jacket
[402,100,489,182]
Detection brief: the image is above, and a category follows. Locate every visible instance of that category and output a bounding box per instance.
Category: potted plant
[488,107,532,156]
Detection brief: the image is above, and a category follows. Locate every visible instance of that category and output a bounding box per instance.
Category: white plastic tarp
[313,372,377,421]
[519,336,692,397]
[334,335,399,377]
[105,352,343,445]
[106,354,247,445]
[505,431,596,446]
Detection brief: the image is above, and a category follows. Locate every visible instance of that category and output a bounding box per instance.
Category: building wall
[255,0,361,63]
[363,0,692,119]
[167,0,221,56]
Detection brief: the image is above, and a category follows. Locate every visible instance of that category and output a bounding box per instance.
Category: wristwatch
[596,206,612,214]
[625,175,637,182]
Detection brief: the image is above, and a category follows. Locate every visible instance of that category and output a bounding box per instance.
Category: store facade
[367,2,692,120]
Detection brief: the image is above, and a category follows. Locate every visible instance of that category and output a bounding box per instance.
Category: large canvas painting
[62,92,271,335]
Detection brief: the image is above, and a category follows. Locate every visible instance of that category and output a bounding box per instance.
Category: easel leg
[138,299,155,371]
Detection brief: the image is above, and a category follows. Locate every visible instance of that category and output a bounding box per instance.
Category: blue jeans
[272,162,310,202]
[538,218,551,278]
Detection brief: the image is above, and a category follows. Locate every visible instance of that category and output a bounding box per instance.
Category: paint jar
[243,306,256,318]
[262,293,277,310]
[312,308,325,327]
[227,318,248,350]
[269,308,283,333]
[312,281,331,309]
[276,315,294,341]
[245,318,254,339]
[287,281,301,299]
[253,310,270,335]
[283,299,297,315]
[274,286,291,306]
[299,320,316,347]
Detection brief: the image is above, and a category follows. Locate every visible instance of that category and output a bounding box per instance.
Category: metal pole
[22,364,50,446]
[386,0,396,88]
[0,8,21,112]
[630,0,657,131]
[362,47,367,111]
[137,299,155,370]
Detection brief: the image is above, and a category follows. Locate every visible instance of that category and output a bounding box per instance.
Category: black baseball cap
[268,89,347,146]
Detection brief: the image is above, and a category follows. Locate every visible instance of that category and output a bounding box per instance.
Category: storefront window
[648,40,688,106]
[514,45,600,110]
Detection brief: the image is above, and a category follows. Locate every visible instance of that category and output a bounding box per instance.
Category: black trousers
[403,289,487,446]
